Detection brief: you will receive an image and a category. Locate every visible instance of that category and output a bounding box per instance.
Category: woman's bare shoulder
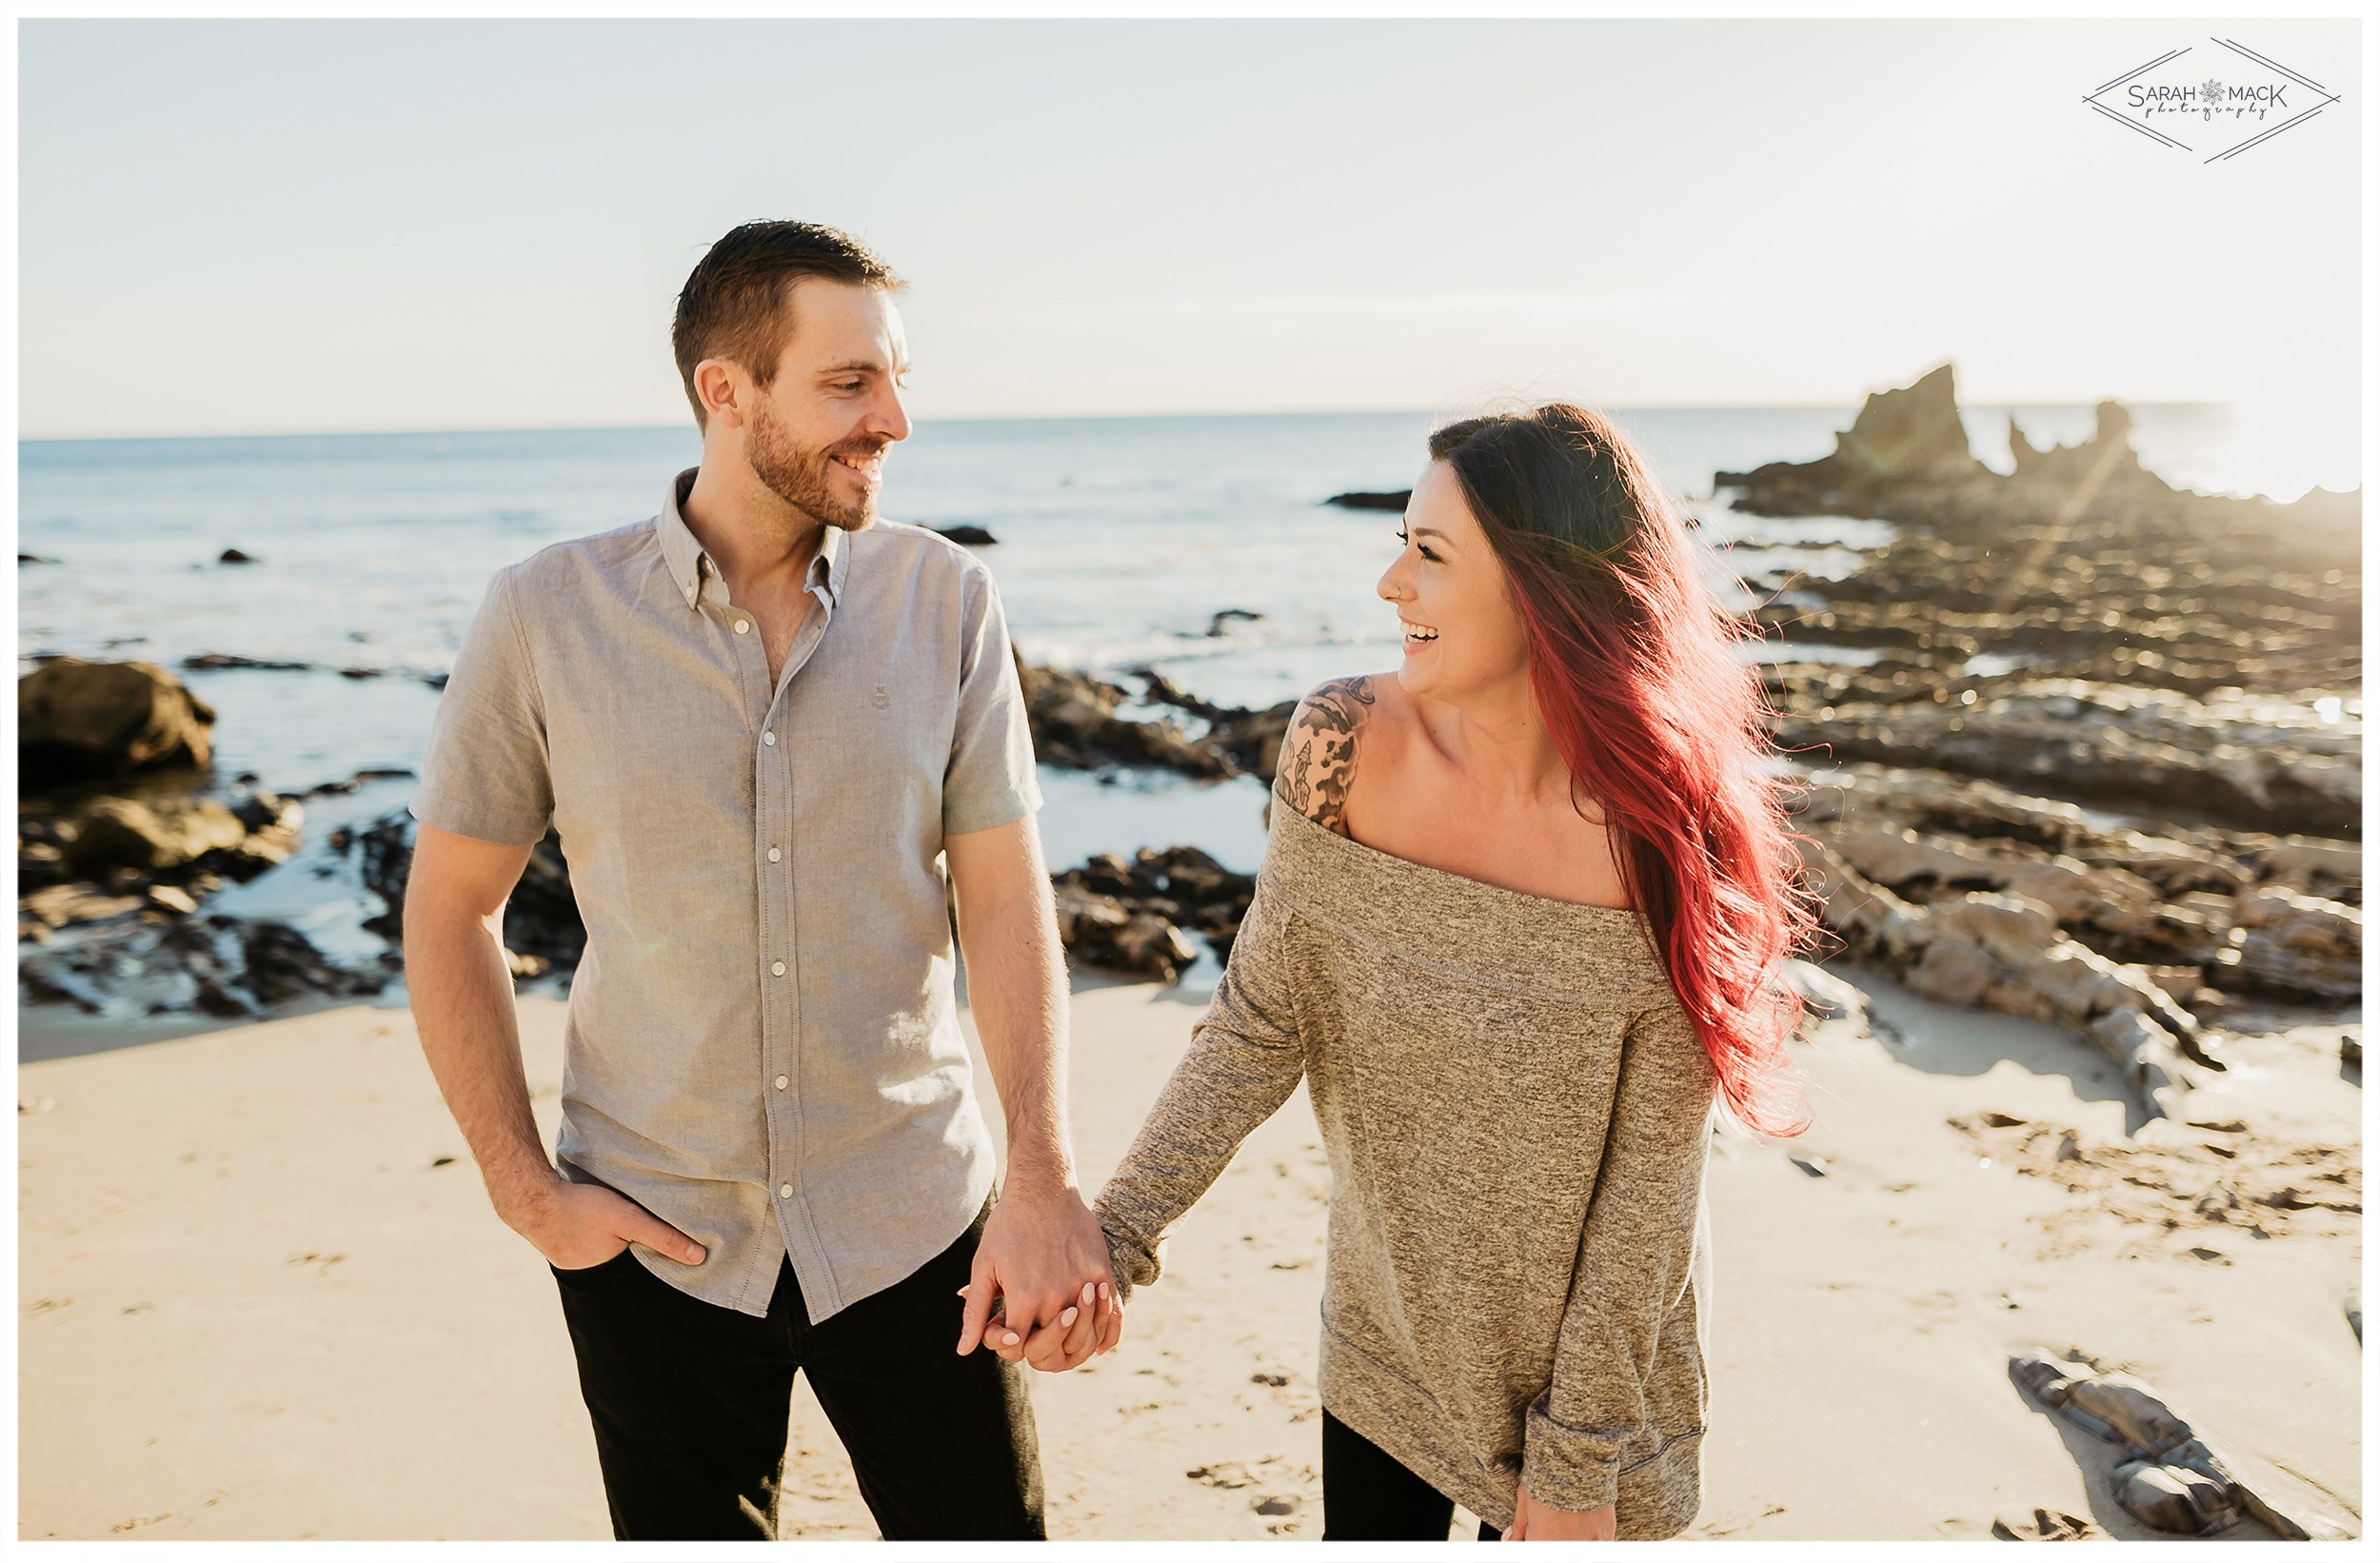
[1277,672,1400,835]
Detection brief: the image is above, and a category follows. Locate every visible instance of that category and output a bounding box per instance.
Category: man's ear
[694,359,745,429]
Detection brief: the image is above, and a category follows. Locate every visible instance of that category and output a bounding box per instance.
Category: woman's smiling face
[1377,460,1534,702]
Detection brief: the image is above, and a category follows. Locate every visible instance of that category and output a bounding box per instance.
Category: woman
[1010,404,1813,1540]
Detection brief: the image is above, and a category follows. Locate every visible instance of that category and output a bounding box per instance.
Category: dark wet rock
[18,658,217,786]
[1013,657,1299,782]
[19,962,99,1013]
[60,796,278,877]
[508,833,588,965]
[357,814,413,940]
[1052,884,1197,982]
[304,767,412,799]
[1324,490,1412,511]
[182,653,315,672]
[1207,608,1264,636]
[1050,844,1258,981]
[17,883,148,942]
[2010,1349,2357,1540]
[19,905,381,1017]
[241,922,381,1005]
[1017,658,1234,778]
[336,666,385,681]
[19,788,298,949]
[1127,669,1299,781]
[355,810,585,967]
[423,672,450,691]
[19,553,59,565]
[931,524,999,546]
[218,548,259,564]
[50,784,300,884]
[192,975,253,1018]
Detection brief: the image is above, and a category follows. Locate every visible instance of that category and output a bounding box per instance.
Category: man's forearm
[407,912,564,1223]
[952,841,1076,1190]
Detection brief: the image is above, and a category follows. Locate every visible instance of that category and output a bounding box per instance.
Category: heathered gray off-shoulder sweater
[1095,788,1718,1539]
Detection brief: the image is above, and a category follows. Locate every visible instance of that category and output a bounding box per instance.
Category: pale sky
[16,16,2363,464]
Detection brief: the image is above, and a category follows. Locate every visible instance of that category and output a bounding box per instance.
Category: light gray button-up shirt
[412,468,1042,1320]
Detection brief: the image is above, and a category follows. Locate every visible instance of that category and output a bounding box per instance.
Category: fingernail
[1061,1307,1079,1326]
[1002,1332,1019,1346]
[686,1245,705,1262]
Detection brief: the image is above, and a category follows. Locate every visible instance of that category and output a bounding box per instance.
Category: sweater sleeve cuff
[1094,1206,1160,1302]
[1521,1394,1626,1514]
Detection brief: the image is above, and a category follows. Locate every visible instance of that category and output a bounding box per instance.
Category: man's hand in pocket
[510,1178,707,1271]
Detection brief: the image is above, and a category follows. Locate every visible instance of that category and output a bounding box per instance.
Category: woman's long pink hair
[1431,406,1815,1138]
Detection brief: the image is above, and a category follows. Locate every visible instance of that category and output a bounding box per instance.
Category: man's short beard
[748,399,879,532]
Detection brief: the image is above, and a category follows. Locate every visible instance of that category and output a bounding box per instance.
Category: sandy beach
[16,965,2359,1542]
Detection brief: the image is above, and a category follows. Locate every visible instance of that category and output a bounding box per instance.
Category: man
[404,221,1119,1542]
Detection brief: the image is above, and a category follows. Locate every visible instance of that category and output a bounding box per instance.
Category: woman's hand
[1505,1482,1616,1541]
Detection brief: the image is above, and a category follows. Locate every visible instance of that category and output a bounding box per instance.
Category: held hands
[1504,1482,1617,1542]
[511,1177,708,1271]
[955,1172,1123,1369]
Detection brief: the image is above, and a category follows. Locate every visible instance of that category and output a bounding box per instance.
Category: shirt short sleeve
[410,564,555,846]
[942,563,1042,838]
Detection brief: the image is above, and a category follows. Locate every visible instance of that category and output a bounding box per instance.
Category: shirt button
[766,846,782,862]
[779,1183,793,1199]
[734,619,751,634]
[771,960,787,977]
[764,731,776,745]
[774,1075,789,1090]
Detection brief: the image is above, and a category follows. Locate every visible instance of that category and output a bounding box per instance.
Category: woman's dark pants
[1322,1411,1503,1541]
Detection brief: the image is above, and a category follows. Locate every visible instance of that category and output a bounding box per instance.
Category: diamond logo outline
[2082,37,2342,163]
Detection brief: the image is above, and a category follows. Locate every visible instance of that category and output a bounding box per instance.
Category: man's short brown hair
[672,222,904,428]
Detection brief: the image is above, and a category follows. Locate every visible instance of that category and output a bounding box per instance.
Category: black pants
[1322,1411,1503,1542]
[549,1203,1043,1541]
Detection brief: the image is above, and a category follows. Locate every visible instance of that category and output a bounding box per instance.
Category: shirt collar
[659,466,849,611]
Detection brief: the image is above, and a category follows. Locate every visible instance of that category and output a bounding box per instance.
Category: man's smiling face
[743,277,913,530]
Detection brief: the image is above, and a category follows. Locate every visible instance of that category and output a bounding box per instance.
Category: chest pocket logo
[871,684,891,710]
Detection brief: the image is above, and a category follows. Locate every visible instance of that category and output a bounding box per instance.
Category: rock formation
[18,659,218,785]
[1794,762,2361,1114]
[1051,845,1258,981]
[2010,1349,2356,1539]
[1722,364,1987,509]
[1016,655,1296,782]
[1774,682,2358,838]
[1016,658,1234,777]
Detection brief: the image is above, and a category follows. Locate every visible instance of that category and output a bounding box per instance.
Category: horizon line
[18,396,2226,447]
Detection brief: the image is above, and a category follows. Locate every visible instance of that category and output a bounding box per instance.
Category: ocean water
[14,403,2311,886]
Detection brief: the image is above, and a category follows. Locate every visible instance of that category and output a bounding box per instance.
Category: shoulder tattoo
[1279,675,1375,836]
